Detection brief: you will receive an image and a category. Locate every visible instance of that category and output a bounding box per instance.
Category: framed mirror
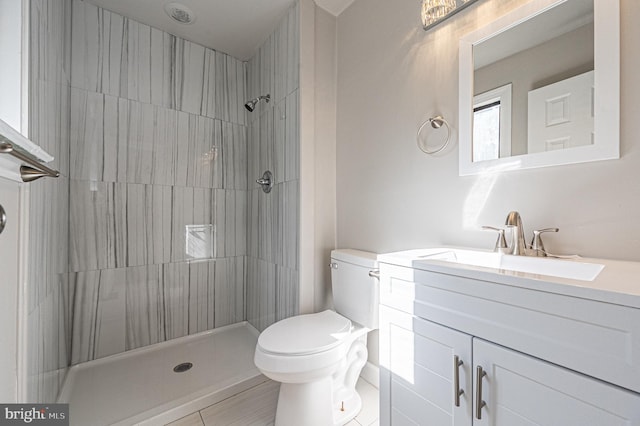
[459,0,619,176]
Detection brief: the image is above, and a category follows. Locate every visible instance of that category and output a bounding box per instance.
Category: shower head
[244,99,257,112]
[245,94,270,112]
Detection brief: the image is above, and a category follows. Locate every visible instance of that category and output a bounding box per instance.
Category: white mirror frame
[459,0,619,176]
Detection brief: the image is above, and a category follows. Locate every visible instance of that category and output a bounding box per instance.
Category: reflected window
[473,83,512,162]
[473,101,501,161]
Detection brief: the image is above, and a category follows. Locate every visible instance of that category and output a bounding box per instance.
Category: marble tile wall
[70,3,246,125]
[246,3,300,332]
[67,0,249,364]
[26,0,72,403]
[69,257,244,363]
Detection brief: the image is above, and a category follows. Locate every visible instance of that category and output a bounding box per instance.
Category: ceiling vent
[164,2,195,25]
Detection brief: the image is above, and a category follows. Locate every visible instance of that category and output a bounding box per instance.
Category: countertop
[378,248,640,309]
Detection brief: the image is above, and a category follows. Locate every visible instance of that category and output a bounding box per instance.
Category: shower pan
[58,324,265,425]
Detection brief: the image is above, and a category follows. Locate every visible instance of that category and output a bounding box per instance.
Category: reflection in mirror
[473,84,512,161]
[527,70,594,153]
[473,0,593,160]
[458,0,619,176]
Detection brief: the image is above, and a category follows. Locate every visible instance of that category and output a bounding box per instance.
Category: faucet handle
[482,226,510,254]
[530,228,559,257]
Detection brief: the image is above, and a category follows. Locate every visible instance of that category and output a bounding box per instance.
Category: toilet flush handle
[368,269,380,279]
[329,262,338,269]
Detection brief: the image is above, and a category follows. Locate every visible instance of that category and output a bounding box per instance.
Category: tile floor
[166,378,379,426]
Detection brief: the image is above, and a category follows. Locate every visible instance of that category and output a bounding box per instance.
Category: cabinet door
[473,338,640,426]
[380,306,473,426]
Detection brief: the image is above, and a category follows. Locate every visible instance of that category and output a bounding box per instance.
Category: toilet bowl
[254,249,379,426]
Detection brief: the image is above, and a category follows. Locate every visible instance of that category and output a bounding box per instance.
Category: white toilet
[254,249,379,426]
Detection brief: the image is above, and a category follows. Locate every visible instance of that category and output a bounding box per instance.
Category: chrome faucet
[483,211,559,256]
[505,211,527,256]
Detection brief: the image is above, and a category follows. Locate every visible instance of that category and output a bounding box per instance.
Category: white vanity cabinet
[472,338,640,426]
[379,260,640,426]
[380,305,472,425]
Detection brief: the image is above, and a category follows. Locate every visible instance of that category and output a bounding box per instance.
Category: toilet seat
[257,310,352,356]
[254,310,365,382]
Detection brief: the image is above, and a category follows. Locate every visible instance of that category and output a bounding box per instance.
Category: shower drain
[173,362,193,373]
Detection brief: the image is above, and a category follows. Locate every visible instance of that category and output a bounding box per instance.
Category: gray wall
[67,0,248,364]
[245,3,301,332]
[336,0,640,263]
[26,0,72,403]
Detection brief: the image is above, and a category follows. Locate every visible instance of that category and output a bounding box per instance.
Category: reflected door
[527,70,594,153]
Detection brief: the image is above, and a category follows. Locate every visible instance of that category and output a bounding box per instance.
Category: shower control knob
[256,171,273,193]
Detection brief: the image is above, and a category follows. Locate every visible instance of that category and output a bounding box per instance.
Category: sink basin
[418,249,604,281]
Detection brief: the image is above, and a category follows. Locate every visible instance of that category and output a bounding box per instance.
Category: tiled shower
[25,0,300,404]
[26,0,72,404]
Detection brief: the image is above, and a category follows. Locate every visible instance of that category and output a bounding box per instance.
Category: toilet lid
[258,310,352,356]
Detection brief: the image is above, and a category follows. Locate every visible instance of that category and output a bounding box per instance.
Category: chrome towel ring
[416,115,451,155]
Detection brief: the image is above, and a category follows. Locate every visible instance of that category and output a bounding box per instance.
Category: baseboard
[360,361,379,389]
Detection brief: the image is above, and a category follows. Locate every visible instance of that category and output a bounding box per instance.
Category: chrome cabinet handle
[475,365,487,420]
[453,355,464,407]
[0,204,6,235]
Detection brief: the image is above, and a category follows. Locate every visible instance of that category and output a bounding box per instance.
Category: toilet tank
[331,249,379,329]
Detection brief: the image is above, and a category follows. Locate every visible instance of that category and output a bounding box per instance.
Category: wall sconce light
[421,0,481,31]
